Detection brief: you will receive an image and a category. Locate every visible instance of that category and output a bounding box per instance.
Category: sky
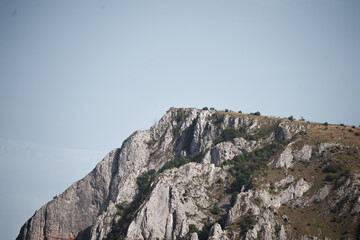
[0,0,359,239]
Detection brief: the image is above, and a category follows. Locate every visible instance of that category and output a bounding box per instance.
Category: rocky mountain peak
[17,108,360,240]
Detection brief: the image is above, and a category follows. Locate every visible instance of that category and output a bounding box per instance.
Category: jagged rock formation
[17,108,360,240]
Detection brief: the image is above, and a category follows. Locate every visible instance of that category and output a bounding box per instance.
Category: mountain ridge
[17,108,360,240]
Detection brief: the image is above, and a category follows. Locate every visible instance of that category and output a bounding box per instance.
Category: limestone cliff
[17,108,360,240]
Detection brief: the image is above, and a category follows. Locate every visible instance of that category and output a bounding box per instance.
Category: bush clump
[322,164,342,173]
[213,128,246,145]
[288,115,294,121]
[176,109,185,123]
[253,111,261,116]
[324,173,341,182]
[228,142,283,192]
[137,170,156,195]
[115,201,129,216]
[159,152,203,173]
[188,224,199,234]
[238,216,256,235]
[212,204,221,215]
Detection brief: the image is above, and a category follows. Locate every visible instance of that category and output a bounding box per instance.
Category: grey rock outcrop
[275,122,308,141]
[210,138,255,165]
[17,149,123,240]
[273,147,293,168]
[294,145,312,161]
[190,232,199,240]
[311,185,331,202]
[226,177,310,239]
[208,223,228,240]
[126,163,226,240]
[318,142,338,155]
[275,175,294,188]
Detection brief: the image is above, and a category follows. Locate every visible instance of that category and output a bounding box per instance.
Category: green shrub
[160,157,190,172]
[228,142,283,192]
[288,115,294,121]
[176,109,185,123]
[202,107,208,110]
[253,111,261,116]
[115,202,129,216]
[198,224,212,240]
[238,216,256,235]
[159,152,203,173]
[116,209,124,216]
[210,107,215,110]
[188,224,199,233]
[173,124,181,137]
[212,204,221,215]
[322,164,342,173]
[324,173,340,182]
[238,110,242,113]
[225,109,229,112]
[213,128,245,145]
[323,122,329,126]
[137,170,156,194]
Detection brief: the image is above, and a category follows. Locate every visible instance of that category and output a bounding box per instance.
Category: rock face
[294,145,312,161]
[17,108,360,240]
[273,147,294,168]
[210,138,255,165]
[126,163,224,240]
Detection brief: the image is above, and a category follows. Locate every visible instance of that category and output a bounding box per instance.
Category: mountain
[16,108,360,240]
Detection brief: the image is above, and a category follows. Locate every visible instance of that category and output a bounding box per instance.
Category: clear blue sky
[0,0,359,239]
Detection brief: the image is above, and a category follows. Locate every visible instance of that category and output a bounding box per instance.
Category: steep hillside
[17,108,360,240]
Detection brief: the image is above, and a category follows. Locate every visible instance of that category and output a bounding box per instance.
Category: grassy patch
[310,220,322,228]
